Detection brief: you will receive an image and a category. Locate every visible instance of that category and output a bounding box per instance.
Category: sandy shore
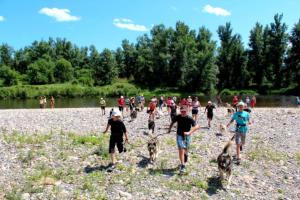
[0,107,299,199]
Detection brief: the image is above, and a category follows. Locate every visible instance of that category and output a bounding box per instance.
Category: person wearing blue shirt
[227,101,251,165]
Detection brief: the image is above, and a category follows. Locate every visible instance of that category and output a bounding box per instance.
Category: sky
[0,0,299,51]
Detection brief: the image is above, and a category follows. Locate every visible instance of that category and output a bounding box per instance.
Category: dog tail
[222,141,233,154]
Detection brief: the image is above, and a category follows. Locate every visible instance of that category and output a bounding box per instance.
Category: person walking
[118,96,125,116]
[250,96,256,108]
[100,97,106,115]
[39,96,44,109]
[43,96,47,108]
[233,96,238,111]
[168,106,200,173]
[227,102,251,165]
[245,96,250,107]
[204,101,216,128]
[297,96,300,108]
[50,96,55,109]
[103,110,129,168]
[191,97,201,122]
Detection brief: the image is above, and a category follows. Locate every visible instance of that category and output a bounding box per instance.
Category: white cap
[208,101,212,104]
[121,96,124,98]
[237,101,245,107]
[112,110,122,117]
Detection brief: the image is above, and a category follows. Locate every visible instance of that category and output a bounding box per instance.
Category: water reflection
[0,95,297,109]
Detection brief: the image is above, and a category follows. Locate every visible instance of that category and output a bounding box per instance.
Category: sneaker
[180,165,186,173]
[184,153,188,163]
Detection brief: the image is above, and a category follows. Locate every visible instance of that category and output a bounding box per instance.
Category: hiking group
[101,95,253,173]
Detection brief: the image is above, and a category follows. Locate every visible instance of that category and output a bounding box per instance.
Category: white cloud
[113,18,148,31]
[39,7,80,22]
[203,4,231,16]
[0,16,4,21]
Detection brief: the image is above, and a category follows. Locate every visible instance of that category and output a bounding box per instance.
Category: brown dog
[147,137,160,164]
[217,141,233,189]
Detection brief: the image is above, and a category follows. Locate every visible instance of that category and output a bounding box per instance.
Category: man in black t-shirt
[168,106,200,173]
[103,110,128,167]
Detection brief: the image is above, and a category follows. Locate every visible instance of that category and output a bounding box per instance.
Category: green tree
[93,49,117,85]
[54,58,73,82]
[286,19,300,87]
[122,40,137,78]
[196,27,218,92]
[27,59,54,84]
[217,23,249,89]
[248,23,265,88]
[0,65,18,86]
[134,34,154,86]
[266,14,288,87]
[0,44,14,67]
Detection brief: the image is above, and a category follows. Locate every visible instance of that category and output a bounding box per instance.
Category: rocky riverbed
[0,107,299,200]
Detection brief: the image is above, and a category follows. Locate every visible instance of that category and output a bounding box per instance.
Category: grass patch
[2,131,52,147]
[248,147,287,162]
[295,153,300,165]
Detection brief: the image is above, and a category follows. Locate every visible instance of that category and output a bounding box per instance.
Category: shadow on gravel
[148,167,177,177]
[84,165,111,173]
[206,176,225,196]
[137,155,149,168]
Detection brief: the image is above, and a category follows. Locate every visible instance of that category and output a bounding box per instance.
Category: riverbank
[0,107,299,199]
[0,81,298,100]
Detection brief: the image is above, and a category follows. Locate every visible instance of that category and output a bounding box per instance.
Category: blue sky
[0,0,299,51]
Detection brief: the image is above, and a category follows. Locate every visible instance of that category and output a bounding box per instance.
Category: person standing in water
[50,96,55,109]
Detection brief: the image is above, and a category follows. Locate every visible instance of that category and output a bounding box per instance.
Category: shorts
[148,121,155,131]
[207,113,213,120]
[192,109,198,115]
[235,132,246,145]
[176,135,191,149]
[119,106,124,112]
[109,136,124,153]
[101,106,105,110]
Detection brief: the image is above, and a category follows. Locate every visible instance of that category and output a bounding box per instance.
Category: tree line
[0,14,299,94]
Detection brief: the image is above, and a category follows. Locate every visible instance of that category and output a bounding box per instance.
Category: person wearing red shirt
[118,96,125,115]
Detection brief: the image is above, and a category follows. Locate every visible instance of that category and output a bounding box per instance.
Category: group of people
[39,96,55,109]
[102,94,252,172]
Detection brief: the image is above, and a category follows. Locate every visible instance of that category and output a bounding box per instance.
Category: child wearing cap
[103,110,128,167]
[227,101,251,165]
[168,106,200,173]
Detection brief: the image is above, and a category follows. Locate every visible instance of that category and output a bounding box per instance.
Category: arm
[168,122,175,133]
[124,132,129,142]
[103,124,110,133]
[184,124,200,135]
[227,119,234,127]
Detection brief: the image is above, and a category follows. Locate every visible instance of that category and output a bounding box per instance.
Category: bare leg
[110,153,116,164]
[178,149,185,165]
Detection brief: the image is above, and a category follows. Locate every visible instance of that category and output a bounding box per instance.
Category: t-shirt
[108,119,126,137]
[192,101,200,110]
[149,102,156,111]
[170,105,177,115]
[100,100,106,106]
[118,98,125,106]
[205,105,215,115]
[231,111,250,133]
[172,115,196,136]
[180,99,188,106]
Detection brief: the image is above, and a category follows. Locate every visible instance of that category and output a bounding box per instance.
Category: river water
[0,95,298,109]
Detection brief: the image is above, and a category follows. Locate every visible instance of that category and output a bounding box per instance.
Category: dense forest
[0,14,299,95]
